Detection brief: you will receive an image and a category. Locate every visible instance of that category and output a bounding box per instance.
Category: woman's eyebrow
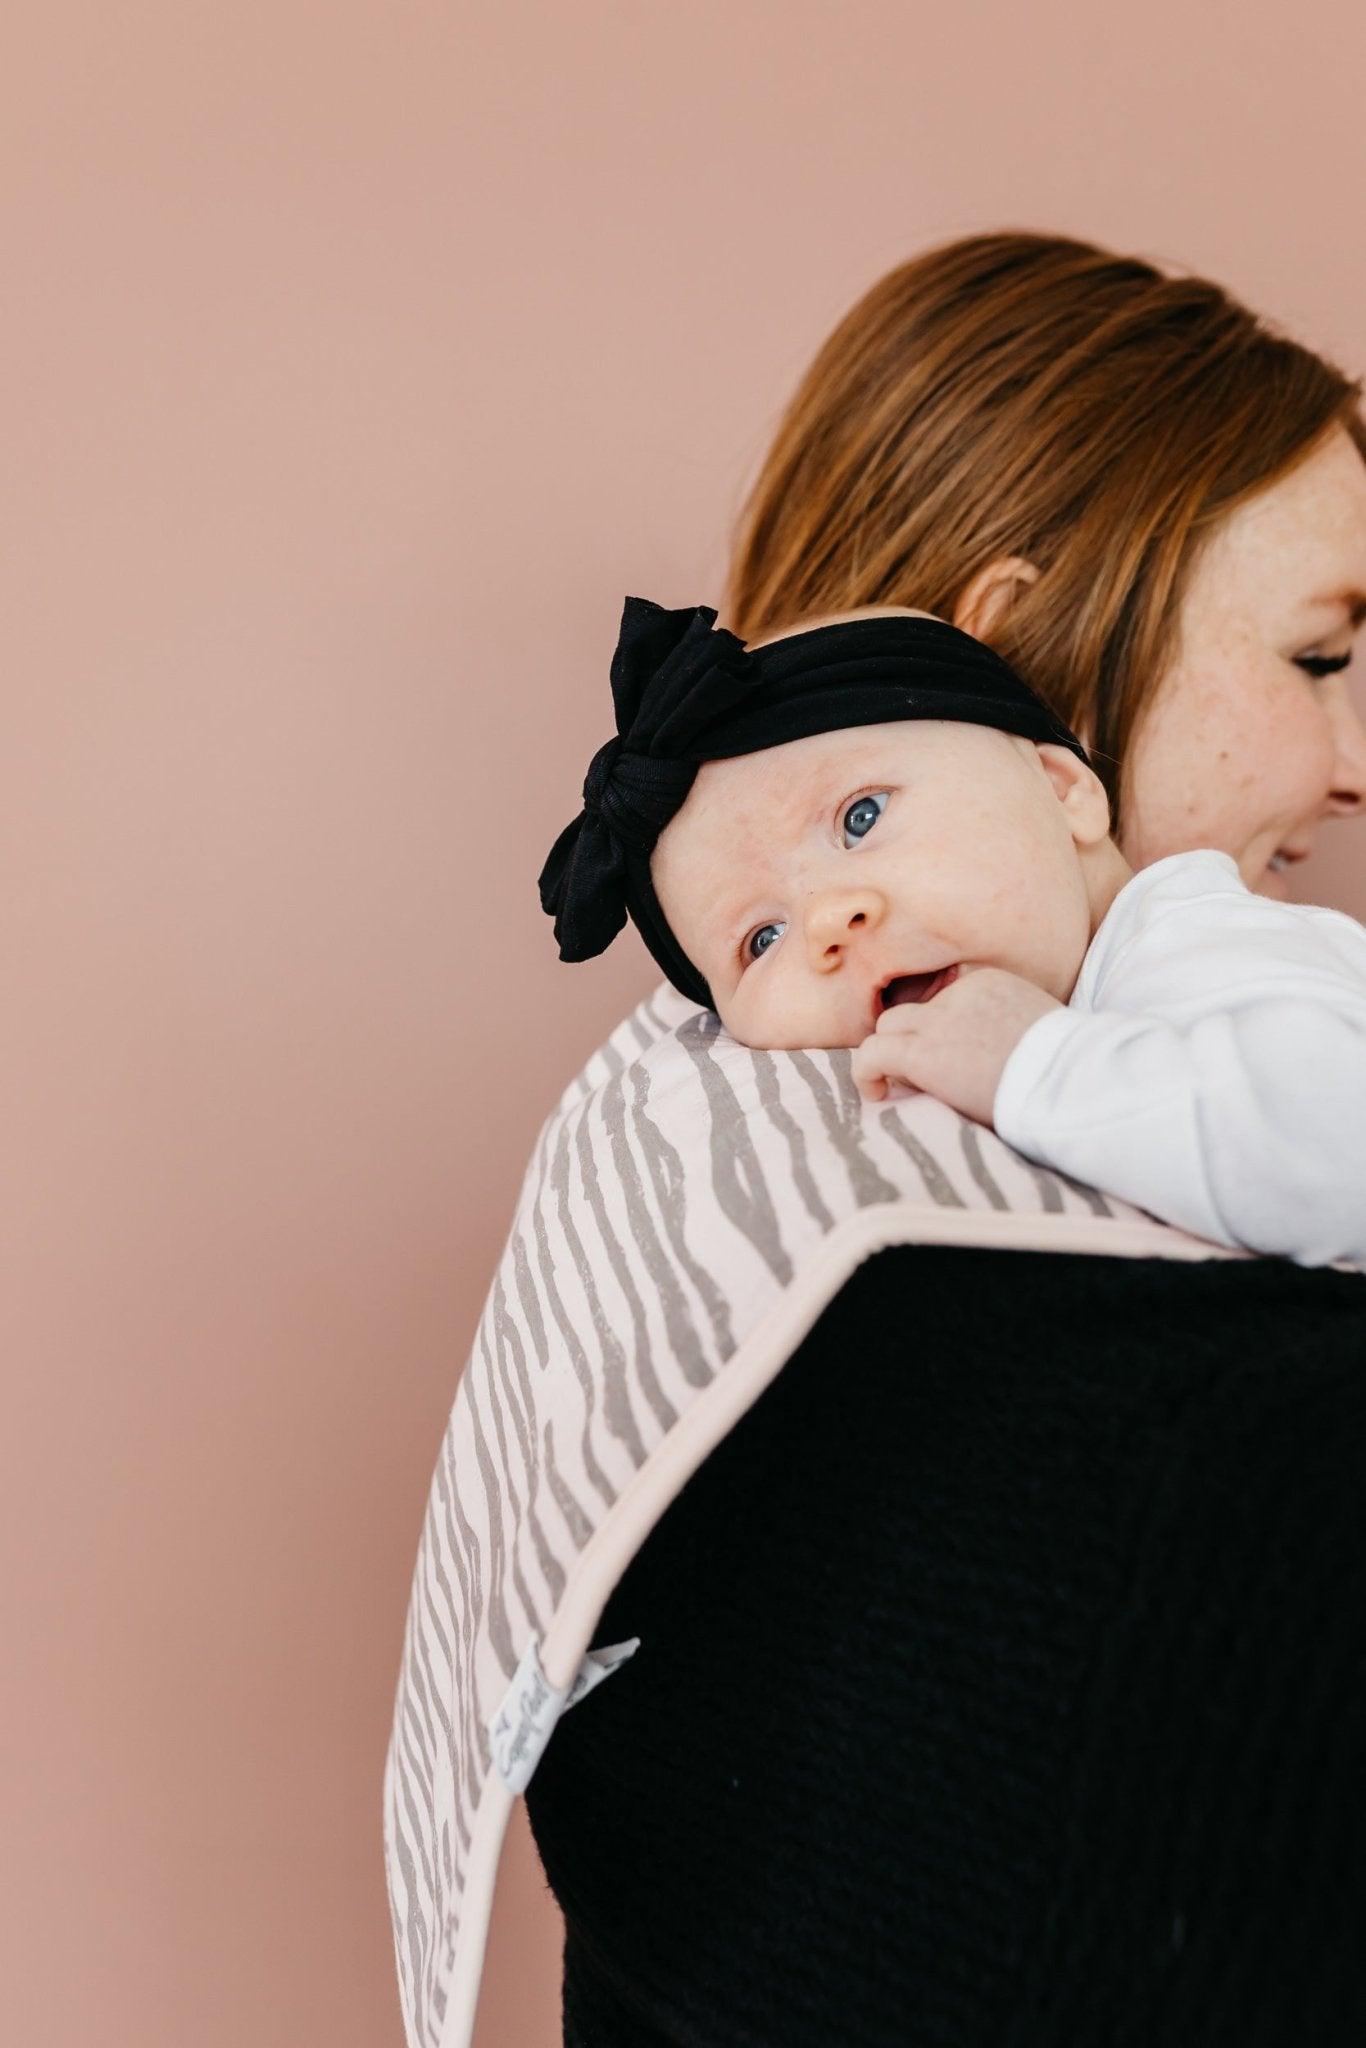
[1303,584,1366,627]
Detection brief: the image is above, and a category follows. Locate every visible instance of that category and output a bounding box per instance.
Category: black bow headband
[539,597,1090,1010]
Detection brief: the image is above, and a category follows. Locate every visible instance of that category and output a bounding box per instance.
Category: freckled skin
[1119,425,1366,898]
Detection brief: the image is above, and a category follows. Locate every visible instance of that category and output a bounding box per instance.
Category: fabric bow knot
[538,599,755,965]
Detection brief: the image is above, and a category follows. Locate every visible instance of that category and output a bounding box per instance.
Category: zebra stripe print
[381,983,1238,2047]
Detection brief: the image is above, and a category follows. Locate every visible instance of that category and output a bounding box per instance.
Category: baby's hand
[851,965,1061,1127]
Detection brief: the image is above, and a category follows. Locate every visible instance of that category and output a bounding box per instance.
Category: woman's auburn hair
[722,230,1366,826]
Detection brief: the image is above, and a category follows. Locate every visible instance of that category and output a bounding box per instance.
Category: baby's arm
[853,878,1366,1267]
[994,998,1366,1264]
[992,900,1366,1268]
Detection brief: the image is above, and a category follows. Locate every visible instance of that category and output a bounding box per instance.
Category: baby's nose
[803,889,886,970]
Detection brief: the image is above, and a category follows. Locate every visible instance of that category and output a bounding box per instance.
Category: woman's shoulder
[524,981,1167,1274]
[387,987,1263,2048]
[544,982,711,1119]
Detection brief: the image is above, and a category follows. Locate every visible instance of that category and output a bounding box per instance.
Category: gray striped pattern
[382,983,1170,2047]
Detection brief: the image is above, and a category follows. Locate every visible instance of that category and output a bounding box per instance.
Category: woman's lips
[879,964,960,1011]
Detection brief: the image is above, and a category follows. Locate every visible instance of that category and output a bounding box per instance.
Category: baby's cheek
[720,947,871,1053]
[712,977,770,1048]
[718,972,790,1052]
[712,992,748,1044]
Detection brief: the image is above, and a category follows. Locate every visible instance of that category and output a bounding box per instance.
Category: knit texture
[524,1245,1366,2046]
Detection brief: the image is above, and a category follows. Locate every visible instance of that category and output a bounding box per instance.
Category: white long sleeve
[993,850,1366,1269]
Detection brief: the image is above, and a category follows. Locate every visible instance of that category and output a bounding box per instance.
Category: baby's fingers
[851,1033,922,1105]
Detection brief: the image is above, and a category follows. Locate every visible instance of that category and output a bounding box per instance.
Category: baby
[541,597,1366,1269]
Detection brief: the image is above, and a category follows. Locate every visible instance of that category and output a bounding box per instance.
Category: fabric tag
[489,1634,640,1793]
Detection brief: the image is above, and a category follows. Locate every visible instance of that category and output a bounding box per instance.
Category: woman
[526,235,1366,2042]
[387,232,1366,2048]
[721,231,1366,885]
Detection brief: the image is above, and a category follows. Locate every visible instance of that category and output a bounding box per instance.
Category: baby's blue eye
[842,791,888,846]
[744,920,786,964]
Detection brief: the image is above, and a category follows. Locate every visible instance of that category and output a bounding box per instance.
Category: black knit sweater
[524,1245,1366,2046]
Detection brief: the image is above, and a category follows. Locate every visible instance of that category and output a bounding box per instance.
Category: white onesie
[993,849,1366,1270]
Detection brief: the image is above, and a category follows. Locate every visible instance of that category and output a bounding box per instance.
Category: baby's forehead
[664,724,928,889]
[694,725,874,815]
[691,719,921,815]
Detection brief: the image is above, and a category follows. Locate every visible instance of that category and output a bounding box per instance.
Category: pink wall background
[3,4,1363,2043]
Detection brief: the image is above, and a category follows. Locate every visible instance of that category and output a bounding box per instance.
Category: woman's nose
[803,888,887,971]
[1325,686,1366,818]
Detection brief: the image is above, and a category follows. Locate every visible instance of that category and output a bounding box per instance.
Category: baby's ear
[1034,743,1112,845]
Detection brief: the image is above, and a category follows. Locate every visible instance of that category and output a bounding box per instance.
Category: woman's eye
[1295,652,1353,681]
[742,921,786,965]
[842,791,889,846]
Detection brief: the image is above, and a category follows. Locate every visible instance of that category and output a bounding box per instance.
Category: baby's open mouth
[879,965,960,1010]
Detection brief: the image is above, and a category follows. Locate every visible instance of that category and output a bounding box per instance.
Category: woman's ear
[953,556,1040,641]
[1033,743,1112,846]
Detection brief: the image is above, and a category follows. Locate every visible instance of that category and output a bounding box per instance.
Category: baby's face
[651,699,1113,1052]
